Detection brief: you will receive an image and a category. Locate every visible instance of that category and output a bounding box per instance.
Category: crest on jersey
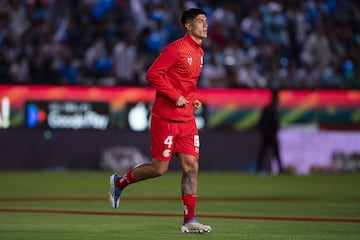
[187,57,192,66]
[163,149,171,157]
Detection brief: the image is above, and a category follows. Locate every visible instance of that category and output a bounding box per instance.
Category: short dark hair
[181,8,207,28]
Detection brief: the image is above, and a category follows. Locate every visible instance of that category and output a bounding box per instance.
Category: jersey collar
[184,34,202,49]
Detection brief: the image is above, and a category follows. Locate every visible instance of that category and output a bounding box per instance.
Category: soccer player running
[109,8,211,233]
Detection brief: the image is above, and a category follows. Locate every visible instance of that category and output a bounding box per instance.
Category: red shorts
[150,115,200,161]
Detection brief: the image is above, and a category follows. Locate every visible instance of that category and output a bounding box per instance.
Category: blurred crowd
[0,0,360,89]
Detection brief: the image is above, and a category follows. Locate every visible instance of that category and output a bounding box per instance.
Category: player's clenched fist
[175,95,189,107]
[193,99,202,112]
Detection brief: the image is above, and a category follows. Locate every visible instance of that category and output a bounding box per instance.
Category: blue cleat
[109,174,122,208]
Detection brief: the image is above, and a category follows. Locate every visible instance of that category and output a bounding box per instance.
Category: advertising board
[0,85,359,130]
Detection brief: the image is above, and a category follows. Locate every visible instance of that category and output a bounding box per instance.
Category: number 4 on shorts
[164,135,173,148]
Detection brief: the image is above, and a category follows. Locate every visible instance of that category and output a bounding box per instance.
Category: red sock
[115,170,137,189]
[182,194,197,223]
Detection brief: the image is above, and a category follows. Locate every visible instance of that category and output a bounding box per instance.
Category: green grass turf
[0,171,359,240]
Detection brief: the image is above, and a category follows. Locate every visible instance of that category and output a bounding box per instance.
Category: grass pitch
[0,171,359,240]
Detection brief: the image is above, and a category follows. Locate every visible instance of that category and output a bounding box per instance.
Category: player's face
[187,14,208,43]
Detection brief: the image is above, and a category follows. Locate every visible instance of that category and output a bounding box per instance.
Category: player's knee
[186,161,199,173]
[150,158,169,177]
[152,167,167,177]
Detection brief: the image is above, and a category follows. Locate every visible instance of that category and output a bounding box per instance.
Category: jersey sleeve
[145,45,181,102]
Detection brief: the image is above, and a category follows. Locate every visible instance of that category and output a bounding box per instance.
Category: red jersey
[146,34,204,122]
